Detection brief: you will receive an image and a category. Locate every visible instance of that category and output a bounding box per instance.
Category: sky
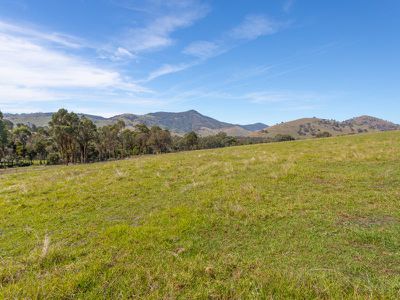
[0,0,399,125]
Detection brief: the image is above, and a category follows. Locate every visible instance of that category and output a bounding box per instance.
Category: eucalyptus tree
[120,128,136,157]
[76,117,97,163]
[133,124,151,154]
[0,111,8,160]
[147,126,172,154]
[12,125,32,159]
[95,120,125,160]
[183,131,199,150]
[49,109,80,164]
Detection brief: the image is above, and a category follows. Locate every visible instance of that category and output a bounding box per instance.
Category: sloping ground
[197,125,253,137]
[1,131,400,298]
[259,116,400,139]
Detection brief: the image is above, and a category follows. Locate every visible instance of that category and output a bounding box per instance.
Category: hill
[240,122,269,131]
[3,112,54,128]
[3,110,267,136]
[343,115,400,131]
[258,116,400,139]
[1,131,400,298]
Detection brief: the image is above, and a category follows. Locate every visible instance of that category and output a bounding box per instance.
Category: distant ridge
[4,111,398,138]
[3,110,267,137]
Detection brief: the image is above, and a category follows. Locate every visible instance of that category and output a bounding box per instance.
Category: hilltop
[259,116,400,139]
[1,131,400,298]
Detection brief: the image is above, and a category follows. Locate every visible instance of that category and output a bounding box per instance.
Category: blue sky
[0,0,399,125]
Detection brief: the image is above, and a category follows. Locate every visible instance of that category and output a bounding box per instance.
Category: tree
[12,125,32,160]
[183,131,199,150]
[316,131,332,138]
[28,132,49,163]
[120,129,136,157]
[95,120,125,160]
[76,117,97,163]
[274,134,295,142]
[147,126,172,154]
[133,124,151,154]
[199,132,237,149]
[0,111,8,160]
[49,109,79,164]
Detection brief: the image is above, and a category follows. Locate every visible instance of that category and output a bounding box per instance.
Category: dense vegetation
[1,131,400,298]
[0,109,275,167]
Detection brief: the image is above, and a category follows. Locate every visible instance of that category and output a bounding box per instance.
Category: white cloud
[119,2,209,54]
[244,92,291,103]
[230,15,280,40]
[243,91,323,104]
[0,85,61,103]
[113,47,135,60]
[148,14,285,81]
[0,20,84,48]
[283,0,295,13]
[146,62,196,81]
[0,21,149,104]
[183,41,222,59]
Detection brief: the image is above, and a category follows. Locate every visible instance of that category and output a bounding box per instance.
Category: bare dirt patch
[337,213,398,228]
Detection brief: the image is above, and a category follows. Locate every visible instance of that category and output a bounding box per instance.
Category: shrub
[274,134,295,142]
[316,131,332,138]
[47,153,60,165]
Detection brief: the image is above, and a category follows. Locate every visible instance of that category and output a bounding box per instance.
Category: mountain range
[4,110,399,138]
[3,110,268,136]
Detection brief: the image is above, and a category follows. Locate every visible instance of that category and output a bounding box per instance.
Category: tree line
[0,109,286,167]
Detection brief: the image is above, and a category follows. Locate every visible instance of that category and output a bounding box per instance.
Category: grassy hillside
[258,117,400,139]
[197,125,253,137]
[1,131,400,298]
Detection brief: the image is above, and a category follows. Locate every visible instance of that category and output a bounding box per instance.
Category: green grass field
[1,131,400,299]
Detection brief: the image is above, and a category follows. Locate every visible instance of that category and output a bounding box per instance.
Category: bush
[274,134,295,142]
[316,131,332,138]
[47,153,60,165]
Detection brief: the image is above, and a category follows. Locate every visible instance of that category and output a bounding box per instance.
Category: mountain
[257,116,400,139]
[240,123,268,131]
[3,110,263,136]
[111,110,233,133]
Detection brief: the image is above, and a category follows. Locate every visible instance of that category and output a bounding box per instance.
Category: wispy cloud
[147,14,286,81]
[230,15,282,40]
[0,20,149,104]
[117,1,209,55]
[183,41,223,59]
[112,47,135,60]
[0,20,84,48]
[283,0,295,13]
[243,90,326,106]
[146,62,197,81]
